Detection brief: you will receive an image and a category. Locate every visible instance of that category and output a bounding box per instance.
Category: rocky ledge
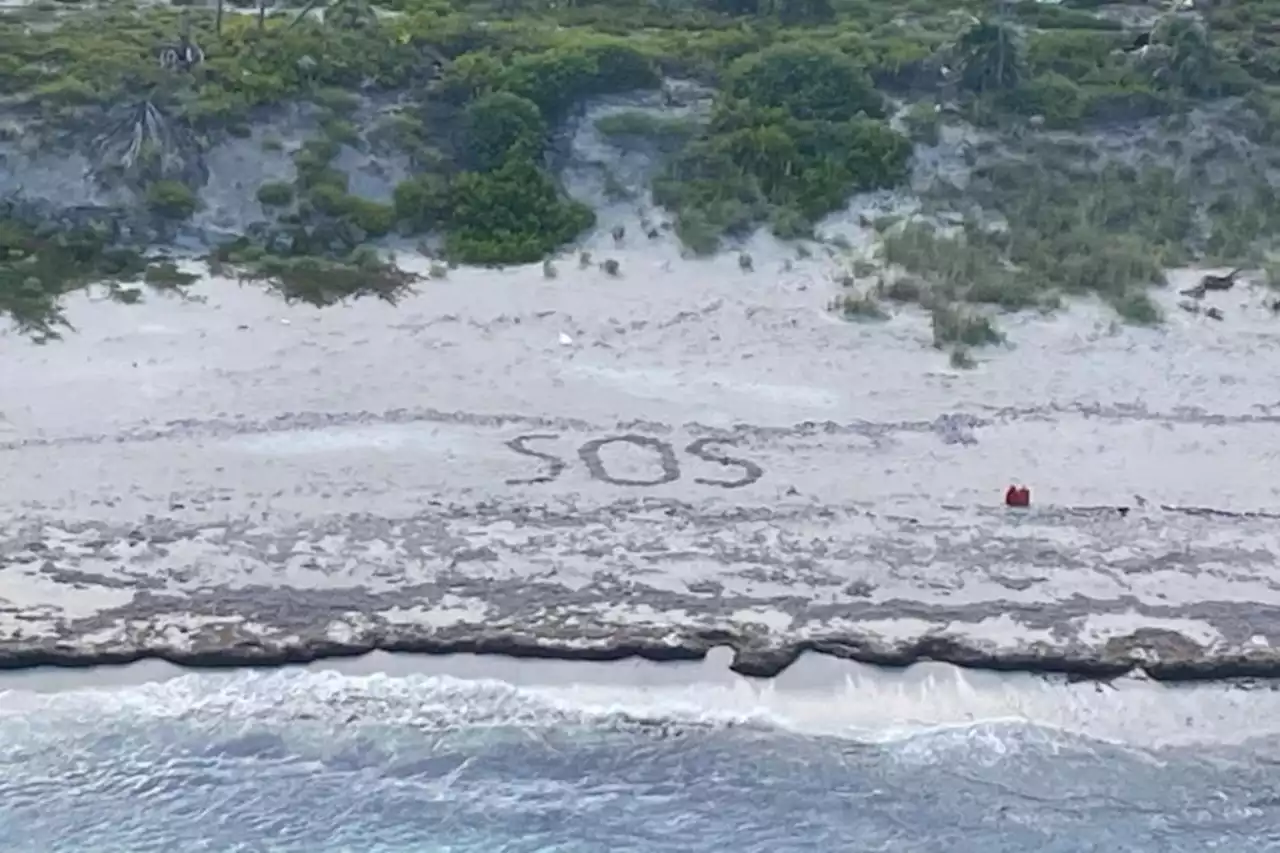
[4,624,1280,686]
[2,499,1279,684]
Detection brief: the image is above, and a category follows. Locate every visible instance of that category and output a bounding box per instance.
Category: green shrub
[32,75,98,104]
[834,291,888,321]
[293,138,344,187]
[930,303,1003,349]
[726,42,885,122]
[443,159,595,264]
[1026,30,1125,81]
[0,218,152,340]
[312,86,361,114]
[143,261,198,290]
[225,251,418,306]
[462,91,547,171]
[1001,73,1084,127]
[394,173,452,232]
[450,40,661,117]
[594,111,699,150]
[1109,289,1162,325]
[257,182,296,207]
[654,110,911,249]
[320,116,361,147]
[308,182,352,216]
[347,198,397,237]
[145,181,199,220]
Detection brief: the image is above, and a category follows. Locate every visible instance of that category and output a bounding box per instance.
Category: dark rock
[1200,268,1240,291]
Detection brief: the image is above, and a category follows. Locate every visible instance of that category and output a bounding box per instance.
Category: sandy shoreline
[2,238,1280,683]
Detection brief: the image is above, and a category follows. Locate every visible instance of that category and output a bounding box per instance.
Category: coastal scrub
[652,43,912,251]
[0,0,1275,343]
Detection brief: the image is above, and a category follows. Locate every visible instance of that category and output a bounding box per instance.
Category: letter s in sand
[684,437,764,489]
[504,434,568,485]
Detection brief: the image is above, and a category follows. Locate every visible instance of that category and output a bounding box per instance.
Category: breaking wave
[0,656,1278,852]
[5,655,1280,747]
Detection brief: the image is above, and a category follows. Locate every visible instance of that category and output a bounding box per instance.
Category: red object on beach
[1005,485,1031,508]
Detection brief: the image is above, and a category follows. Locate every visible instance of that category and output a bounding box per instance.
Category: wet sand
[1,231,1279,679]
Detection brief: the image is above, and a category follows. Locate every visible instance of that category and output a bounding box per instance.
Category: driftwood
[1180,268,1242,299]
[1202,268,1241,290]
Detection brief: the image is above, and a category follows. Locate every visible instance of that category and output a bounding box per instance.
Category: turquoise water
[1,667,1278,852]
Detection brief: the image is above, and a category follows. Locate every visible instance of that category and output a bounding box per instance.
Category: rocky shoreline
[6,488,1280,686]
[5,615,1280,684]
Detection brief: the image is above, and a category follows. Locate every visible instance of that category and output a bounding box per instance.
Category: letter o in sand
[578,435,681,487]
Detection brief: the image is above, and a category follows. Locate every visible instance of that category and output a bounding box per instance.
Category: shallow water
[2,658,1279,853]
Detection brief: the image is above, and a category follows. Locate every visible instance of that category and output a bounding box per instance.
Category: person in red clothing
[1005,485,1031,507]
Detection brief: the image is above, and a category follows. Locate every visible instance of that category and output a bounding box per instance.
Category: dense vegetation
[652,43,912,250]
[836,7,1280,362]
[0,0,1277,346]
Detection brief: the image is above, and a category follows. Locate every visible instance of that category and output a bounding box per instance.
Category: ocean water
[1,656,1278,853]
